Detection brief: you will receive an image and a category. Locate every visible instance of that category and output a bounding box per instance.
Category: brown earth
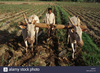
[0,33,85,66]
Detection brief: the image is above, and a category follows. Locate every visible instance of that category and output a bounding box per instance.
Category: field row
[0,4,37,17]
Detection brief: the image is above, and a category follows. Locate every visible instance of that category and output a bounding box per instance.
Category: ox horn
[32,14,35,24]
[32,14,35,19]
[23,13,28,24]
[68,16,75,25]
[77,16,80,26]
[34,20,37,24]
[68,16,75,29]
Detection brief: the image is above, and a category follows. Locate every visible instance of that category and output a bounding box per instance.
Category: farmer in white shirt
[45,8,55,38]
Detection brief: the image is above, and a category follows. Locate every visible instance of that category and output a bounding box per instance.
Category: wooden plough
[18,21,87,30]
[18,13,87,32]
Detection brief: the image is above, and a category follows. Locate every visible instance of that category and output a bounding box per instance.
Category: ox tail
[37,30,44,37]
[36,30,44,45]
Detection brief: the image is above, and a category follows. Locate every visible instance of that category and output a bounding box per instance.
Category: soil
[0,33,85,66]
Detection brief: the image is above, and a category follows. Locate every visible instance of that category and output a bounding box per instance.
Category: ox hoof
[72,53,74,59]
[72,57,74,59]
[26,48,28,52]
[31,48,33,51]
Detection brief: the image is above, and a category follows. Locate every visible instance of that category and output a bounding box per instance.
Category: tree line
[68,0,100,2]
[0,0,99,2]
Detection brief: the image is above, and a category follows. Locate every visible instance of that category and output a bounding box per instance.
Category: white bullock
[67,16,87,59]
[19,14,39,52]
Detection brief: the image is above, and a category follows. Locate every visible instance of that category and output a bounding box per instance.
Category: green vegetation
[82,33,100,66]
[33,60,39,66]
[56,5,69,46]
[55,5,67,47]
[1,55,4,65]
[55,6,61,24]
[57,5,69,24]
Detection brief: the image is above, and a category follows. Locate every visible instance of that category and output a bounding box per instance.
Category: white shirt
[45,12,55,24]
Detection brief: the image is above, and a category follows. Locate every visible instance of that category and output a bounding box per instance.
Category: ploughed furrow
[0,5,44,29]
[63,6,100,37]
[0,4,34,19]
[15,5,46,22]
[0,5,45,31]
[64,6,100,24]
[11,5,43,22]
[0,9,29,22]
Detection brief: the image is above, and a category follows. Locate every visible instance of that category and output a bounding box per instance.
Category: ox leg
[30,43,33,51]
[24,40,28,52]
[71,43,75,59]
[67,34,70,44]
[36,33,38,45]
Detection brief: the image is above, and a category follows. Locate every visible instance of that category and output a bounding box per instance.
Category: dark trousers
[48,28,55,38]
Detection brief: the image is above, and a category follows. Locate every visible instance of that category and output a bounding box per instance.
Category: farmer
[45,8,55,38]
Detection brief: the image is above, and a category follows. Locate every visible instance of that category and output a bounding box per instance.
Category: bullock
[19,13,39,52]
[67,16,87,59]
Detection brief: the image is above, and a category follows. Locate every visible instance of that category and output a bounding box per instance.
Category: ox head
[19,13,37,44]
[68,16,87,47]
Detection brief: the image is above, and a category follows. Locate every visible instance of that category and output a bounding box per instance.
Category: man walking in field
[45,8,55,38]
